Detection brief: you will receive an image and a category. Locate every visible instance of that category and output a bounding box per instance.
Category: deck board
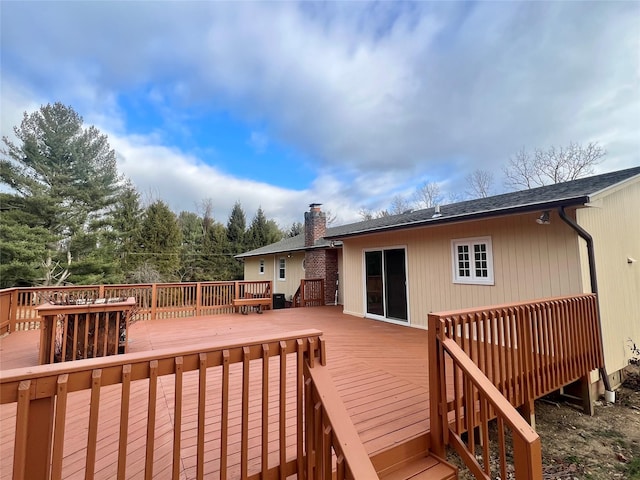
[0,306,433,479]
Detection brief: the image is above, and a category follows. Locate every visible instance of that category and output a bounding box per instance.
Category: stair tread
[379,455,457,480]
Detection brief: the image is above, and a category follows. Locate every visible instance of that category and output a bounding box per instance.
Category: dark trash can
[273,293,285,309]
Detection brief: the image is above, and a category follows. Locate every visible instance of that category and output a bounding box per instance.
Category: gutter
[326,197,589,241]
[558,206,611,392]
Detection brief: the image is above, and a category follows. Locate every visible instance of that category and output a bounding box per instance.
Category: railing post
[428,313,445,458]
[25,395,56,479]
[513,435,543,480]
[196,283,202,316]
[301,280,306,307]
[517,305,536,428]
[150,284,158,320]
[10,289,18,332]
[0,289,12,334]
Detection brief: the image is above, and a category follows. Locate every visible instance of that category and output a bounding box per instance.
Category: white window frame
[451,236,494,285]
[259,259,265,275]
[278,258,286,281]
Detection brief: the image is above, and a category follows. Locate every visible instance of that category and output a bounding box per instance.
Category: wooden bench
[232,296,272,314]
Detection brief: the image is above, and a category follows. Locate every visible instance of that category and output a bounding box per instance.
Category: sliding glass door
[365,248,408,322]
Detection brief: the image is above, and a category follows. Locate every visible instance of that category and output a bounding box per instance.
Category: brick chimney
[303,203,338,305]
[304,203,326,247]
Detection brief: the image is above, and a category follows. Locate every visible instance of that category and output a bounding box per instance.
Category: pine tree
[177,211,204,281]
[288,221,304,237]
[225,202,246,279]
[110,183,143,276]
[247,207,283,250]
[0,193,53,287]
[1,103,125,285]
[134,200,182,280]
[202,222,232,280]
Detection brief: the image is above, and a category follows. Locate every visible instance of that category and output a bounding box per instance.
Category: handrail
[0,289,11,334]
[441,337,542,480]
[0,280,275,333]
[304,345,379,479]
[300,278,325,307]
[292,285,301,307]
[1,329,322,480]
[1,328,377,480]
[428,293,603,480]
[435,294,603,411]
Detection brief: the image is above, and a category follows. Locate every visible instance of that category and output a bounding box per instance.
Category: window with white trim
[259,259,265,275]
[451,237,494,285]
[278,258,286,280]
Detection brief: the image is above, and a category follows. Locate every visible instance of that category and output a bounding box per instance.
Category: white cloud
[0,76,42,144]
[109,132,300,223]
[1,1,638,218]
[248,132,269,155]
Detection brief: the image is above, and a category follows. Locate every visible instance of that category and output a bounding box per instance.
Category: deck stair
[378,454,458,480]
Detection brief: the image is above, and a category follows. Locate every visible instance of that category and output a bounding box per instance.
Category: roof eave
[235,242,342,259]
[325,196,590,240]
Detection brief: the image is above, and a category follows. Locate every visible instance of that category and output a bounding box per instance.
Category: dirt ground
[453,365,640,480]
[535,364,640,480]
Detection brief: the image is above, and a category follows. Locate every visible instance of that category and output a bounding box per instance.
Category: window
[278,258,286,280]
[451,237,494,285]
[259,259,265,275]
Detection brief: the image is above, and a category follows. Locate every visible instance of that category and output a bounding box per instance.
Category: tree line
[0,103,290,288]
[1,103,605,286]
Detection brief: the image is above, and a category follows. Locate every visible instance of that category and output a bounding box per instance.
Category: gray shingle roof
[326,166,640,239]
[237,166,639,257]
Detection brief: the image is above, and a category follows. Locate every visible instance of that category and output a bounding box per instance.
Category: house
[239,166,640,388]
[236,203,344,306]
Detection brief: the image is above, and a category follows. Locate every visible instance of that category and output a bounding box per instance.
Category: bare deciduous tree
[447,191,465,204]
[128,261,163,284]
[323,209,338,226]
[39,256,70,286]
[414,181,442,208]
[197,198,215,235]
[358,207,374,221]
[465,169,494,199]
[389,195,412,215]
[503,142,605,190]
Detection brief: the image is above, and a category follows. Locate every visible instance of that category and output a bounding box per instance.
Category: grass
[627,457,640,479]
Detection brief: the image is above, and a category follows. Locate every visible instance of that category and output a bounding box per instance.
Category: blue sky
[1,1,638,227]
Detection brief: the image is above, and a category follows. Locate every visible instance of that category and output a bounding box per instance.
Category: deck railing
[0,280,273,334]
[0,329,377,480]
[428,294,604,480]
[293,278,325,308]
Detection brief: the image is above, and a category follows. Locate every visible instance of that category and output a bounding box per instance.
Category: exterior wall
[305,250,326,280]
[325,249,339,305]
[337,249,344,305]
[342,211,584,328]
[242,249,344,305]
[243,252,306,300]
[576,179,640,376]
[243,256,275,284]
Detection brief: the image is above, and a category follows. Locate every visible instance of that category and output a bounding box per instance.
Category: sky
[1,1,638,227]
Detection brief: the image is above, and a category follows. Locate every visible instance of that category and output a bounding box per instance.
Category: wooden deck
[0,306,434,479]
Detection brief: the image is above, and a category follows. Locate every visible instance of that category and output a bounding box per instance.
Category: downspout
[558,206,611,392]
